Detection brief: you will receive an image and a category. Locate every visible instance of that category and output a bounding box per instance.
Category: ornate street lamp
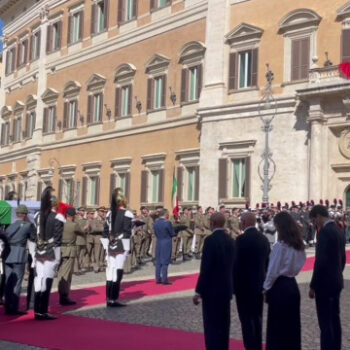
[258,64,277,205]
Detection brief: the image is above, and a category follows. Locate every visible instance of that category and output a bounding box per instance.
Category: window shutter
[158,169,164,203]
[91,3,97,35]
[29,34,33,61]
[125,172,131,202]
[37,182,43,201]
[300,37,310,80]
[25,113,30,137]
[342,29,350,62]
[161,75,167,107]
[104,0,109,30]
[181,69,188,103]
[196,64,202,100]
[251,48,258,87]
[52,106,57,132]
[11,48,16,72]
[58,179,63,200]
[118,0,125,24]
[43,108,48,133]
[115,87,121,118]
[95,177,100,205]
[228,52,237,90]
[218,158,227,200]
[128,84,133,116]
[150,0,156,11]
[1,125,4,146]
[109,173,116,203]
[147,78,154,110]
[46,24,52,53]
[177,167,183,202]
[82,177,87,206]
[291,39,300,81]
[16,43,21,68]
[37,31,41,59]
[194,165,200,201]
[23,40,28,65]
[244,157,250,200]
[57,21,62,49]
[5,50,9,75]
[140,170,148,203]
[99,93,104,121]
[67,15,72,44]
[87,95,93,124]
[74,100,78,127]
[133,0,138,19]
[79,11,84,40]
[70,180,75,205]
[63,102,69,129]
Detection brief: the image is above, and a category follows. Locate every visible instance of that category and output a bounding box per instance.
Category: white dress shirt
[263,241,306,291]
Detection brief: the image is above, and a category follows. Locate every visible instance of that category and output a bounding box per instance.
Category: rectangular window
[72,12,82,43]
[126,0,135,21]
[342,29,350,63]
[239,51,252,88]
[31,30,41,60]
[89,176,98,205]
[186,167,196,201]
[121,86,130,117]
[6,47,16,74]
[151,171,159,203]
[94,94,102,122]
[232,159,246,198]
[13,118,22,143]
[189,67,198,101]
[97,1,105,33]
[1,122,10,146]
[158,0,168,7]
[47,106,56,133]
[69,100,77,128]
[154,76,163,109]
[291,37,310,81]
[52,21,61,51]
[18,39,28,67]
[64,178,74,204]
[117,173,126,193]
[26,111,36,138]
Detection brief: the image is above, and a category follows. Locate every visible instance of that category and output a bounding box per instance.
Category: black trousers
[202,297,231,350]
[315,292,342,350]
[266,276,301,350]
[4,263,25,313]
[236,292,263,350]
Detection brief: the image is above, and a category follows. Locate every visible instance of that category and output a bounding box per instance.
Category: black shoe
[35,312,57,320]
[107,300,126,307]
[59,298,77,306]
[195,253,201,260]
[183,255,191,261]
[162,281,172,285]
[156,280,162,284]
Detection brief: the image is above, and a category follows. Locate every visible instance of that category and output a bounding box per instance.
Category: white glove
[28,241,36,268]
[100,238,109,251]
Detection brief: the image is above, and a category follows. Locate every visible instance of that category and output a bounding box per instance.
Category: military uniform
[57,215,83,305]
[171,216,181,261]
[194,213,206,258]
[4,210,36,315]
[180,214,194,259]
[140,214,153,259]
[87,214,105,272]
[74,214,88,273]
[227,215,240,239]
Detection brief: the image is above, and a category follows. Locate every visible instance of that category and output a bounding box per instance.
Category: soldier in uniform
[180,207,194,261]
[102,188,134,307]
[85,209,95,271]
[57,208,84,306]
[30,187,64,320]
[171,214,181,263]
[140,207,153,259]
[194,206,206,259]
[3,205,36,315]
[88,207,106,273]
[74,207,89,274]
[228,208,241,239]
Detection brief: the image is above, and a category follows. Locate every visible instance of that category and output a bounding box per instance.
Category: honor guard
[102,188,134,307]
[29,187,64,320]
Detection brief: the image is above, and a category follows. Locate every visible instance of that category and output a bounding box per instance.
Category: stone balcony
[309,64,345,85]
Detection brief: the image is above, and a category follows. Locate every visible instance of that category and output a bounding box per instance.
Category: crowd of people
[0,187,348,350]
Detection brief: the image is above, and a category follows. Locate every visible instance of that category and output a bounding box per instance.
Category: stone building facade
[0,0,350,210]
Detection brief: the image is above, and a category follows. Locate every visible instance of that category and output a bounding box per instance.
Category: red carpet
[0,313,246,350]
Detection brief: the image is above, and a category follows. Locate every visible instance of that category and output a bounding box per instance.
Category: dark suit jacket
[234,227,270,297]
[154,218,177,265]
[195,229,235,301]
[310,221,346,296]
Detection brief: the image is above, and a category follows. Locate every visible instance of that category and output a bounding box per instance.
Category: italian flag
[172,169,179,217]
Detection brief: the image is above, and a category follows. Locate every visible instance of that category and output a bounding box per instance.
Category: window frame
[17,37,29,69]
[30,28,41,62]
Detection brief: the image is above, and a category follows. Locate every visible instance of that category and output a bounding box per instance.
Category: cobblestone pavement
[0,342,47,350]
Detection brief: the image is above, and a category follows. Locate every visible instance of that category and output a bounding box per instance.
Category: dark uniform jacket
[5,220,36,264]
[310,221,346,296]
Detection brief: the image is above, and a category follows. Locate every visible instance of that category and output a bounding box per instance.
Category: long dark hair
[273,211,305,251]
[110,188,124,233]
[40,186,53,238]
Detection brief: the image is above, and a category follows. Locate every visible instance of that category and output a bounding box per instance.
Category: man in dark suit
[309,205,346,350]
[4,205,36,315]
[154,209,177,285]
[234,212,270,350]
[193,212,235,350]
